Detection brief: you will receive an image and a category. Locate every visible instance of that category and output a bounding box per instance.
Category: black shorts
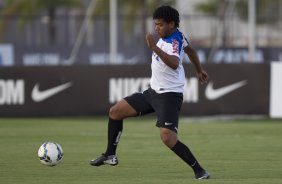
[124,88,183,133]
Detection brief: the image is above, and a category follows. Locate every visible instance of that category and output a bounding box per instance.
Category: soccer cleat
[90,154,118,166]
[195,170,210,179]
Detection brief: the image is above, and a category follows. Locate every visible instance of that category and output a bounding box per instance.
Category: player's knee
[160,129,177,148]
[109,105,121,120]
[160,134,175,148]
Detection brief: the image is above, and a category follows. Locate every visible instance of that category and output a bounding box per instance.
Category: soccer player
[90,5,210,179]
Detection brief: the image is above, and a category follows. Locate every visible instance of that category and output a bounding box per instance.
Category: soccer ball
[38,141,63,166]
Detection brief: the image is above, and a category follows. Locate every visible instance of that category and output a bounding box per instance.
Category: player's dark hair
[153,6,179,28]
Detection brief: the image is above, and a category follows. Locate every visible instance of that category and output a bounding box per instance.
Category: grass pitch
[0,117,282,184]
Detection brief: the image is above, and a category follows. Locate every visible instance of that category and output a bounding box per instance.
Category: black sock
[171,140,204,174]
[104,118,123,156]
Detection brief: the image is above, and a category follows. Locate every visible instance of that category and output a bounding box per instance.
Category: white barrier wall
[270,62,282,118]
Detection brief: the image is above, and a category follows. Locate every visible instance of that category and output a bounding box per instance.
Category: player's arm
[146,33,179,70]
[184,45,209,84]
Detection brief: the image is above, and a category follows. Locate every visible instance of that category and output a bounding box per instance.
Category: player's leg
[159,127,209,178]
[155,92,209,179]
[90,99,137,166]
[90,91,154,166]
[105,90,155,157]
[104,99,137,157]
[159,128,209,179]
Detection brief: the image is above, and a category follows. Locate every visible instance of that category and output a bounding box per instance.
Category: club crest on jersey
[172,39,179,54]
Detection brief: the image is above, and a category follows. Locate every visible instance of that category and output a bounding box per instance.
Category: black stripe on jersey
[182,33,190,45]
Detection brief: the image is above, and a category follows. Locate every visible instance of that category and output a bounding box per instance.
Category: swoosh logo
[31,82,72,102]
[164,122,173,126]
[205,80,247,100]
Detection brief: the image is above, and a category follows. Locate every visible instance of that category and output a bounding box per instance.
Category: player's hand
[197,70,209,84]
[146,33,156,50]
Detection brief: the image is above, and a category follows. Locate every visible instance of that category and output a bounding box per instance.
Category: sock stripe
[114,131,122,146]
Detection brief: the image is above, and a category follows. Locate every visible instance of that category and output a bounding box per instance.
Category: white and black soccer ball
[38,141,63,166]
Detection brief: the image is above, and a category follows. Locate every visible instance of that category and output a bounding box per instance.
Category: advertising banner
[0,64,270,116]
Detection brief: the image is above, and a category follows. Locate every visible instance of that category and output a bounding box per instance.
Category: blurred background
[0,0,281,117]
[1,2,281,182]
[0,0,282,66]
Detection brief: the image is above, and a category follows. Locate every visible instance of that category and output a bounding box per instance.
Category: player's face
[154,19,175,38]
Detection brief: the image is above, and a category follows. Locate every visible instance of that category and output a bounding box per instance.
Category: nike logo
[31,82,73,102]
[205,80,247,100]
[164,122,173,126]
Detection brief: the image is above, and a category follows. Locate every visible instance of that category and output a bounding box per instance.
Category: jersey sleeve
[182,34,189,48]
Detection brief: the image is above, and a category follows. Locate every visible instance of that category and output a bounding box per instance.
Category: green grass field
[0,117,282,184]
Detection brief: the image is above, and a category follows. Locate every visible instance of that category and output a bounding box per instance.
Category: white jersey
[150,30,188,93]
